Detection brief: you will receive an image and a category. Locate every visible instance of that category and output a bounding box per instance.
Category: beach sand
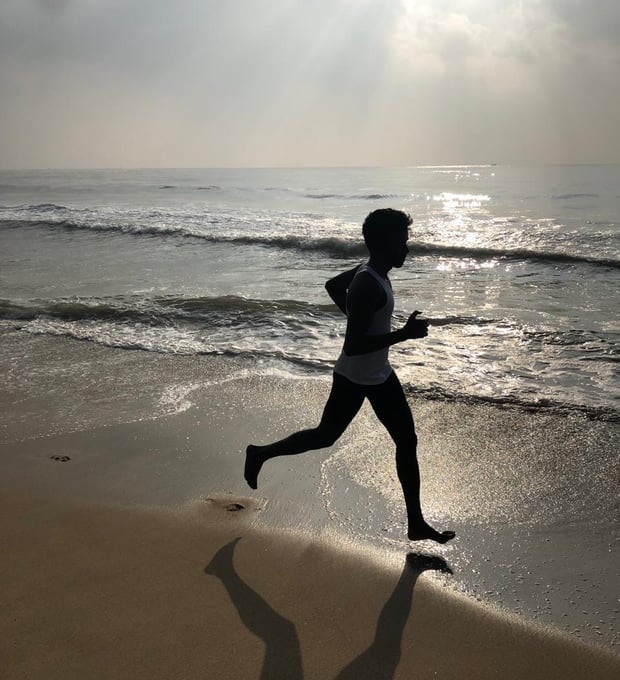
[2,491,618,680]
[1,331,619,678]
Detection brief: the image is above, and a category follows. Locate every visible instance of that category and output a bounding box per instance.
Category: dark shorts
[321,370,417,449]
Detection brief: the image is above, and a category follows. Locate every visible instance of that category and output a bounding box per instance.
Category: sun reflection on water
[434,192,492,209]
[436,258,498,271]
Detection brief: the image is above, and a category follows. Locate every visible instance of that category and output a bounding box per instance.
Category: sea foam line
[2,295,617,368]
[2,318,617,423]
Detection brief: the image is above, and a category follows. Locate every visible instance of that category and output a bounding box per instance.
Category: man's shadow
[335,552,452,680]
[204,537,303,680]
[205,539,451,680]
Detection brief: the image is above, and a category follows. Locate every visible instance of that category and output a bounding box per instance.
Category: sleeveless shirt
[333,263,394,385]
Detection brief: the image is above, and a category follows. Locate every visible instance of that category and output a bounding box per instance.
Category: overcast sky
[1,0,619,168]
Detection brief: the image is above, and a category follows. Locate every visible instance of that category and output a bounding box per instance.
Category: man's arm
[343,273,428,356]
[324,264,362,314]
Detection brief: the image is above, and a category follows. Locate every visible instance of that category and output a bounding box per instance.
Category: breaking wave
[2,217,619,268]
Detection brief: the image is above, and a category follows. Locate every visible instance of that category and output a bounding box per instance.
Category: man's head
[362,208,412,268]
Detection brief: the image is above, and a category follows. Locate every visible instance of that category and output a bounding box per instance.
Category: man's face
[388,228,410,268]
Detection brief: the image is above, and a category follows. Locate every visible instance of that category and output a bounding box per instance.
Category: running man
[245,208,455,544]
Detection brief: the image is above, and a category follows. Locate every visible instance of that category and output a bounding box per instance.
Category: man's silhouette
[245,209,454,543]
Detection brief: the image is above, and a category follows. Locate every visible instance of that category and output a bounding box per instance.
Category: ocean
[1,165,618,419]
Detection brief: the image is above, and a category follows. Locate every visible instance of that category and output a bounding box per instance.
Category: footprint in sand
[204,495,265,514]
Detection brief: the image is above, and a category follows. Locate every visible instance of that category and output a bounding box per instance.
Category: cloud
[396,3,491,66]
[0,0,618,167]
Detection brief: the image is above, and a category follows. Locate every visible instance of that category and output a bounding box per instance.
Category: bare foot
[244,445,264,490]
[408,522,456,544]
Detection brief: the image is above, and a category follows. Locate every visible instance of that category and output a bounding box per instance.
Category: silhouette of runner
[245,209,455,544]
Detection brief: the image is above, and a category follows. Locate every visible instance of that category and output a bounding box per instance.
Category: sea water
[1,165,618,419]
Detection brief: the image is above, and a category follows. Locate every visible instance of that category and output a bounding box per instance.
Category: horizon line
[2,162,619,172]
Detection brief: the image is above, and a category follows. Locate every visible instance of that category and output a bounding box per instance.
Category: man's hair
[362,209,412,252]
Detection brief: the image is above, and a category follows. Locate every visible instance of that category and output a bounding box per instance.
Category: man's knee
[315,426,343,448]
[396,433,418,454]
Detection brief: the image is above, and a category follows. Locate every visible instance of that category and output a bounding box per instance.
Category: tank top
[333,263,394,385]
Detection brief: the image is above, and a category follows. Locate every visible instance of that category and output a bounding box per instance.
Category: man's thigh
[318,372,366,437]
[366,372,417,446]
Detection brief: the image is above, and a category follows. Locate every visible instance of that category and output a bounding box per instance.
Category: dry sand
[2,491,618,680]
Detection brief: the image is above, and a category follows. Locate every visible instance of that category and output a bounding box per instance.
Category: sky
[0,0,619,168]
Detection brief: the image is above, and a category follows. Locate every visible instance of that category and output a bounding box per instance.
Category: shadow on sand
[204,537,303,680]
[205,539,451,680]
[335,552,452,680]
